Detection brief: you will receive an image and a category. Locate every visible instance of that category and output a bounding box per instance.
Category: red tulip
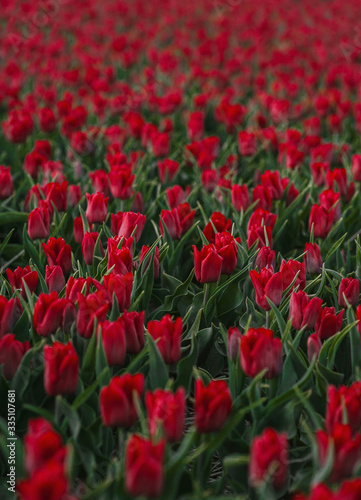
[304,242,323,274]
[111,211,146,242]
[249,428,288,491]
[0,296,22,338]
[309,204,334,239]
[45,265,65,294]
[193,244,223,283]
[227,326,242,362]
[17,462,69,500]
[315,307,344,340]
[249,268,283,311]
[158,158,179,183]
[33,292,72,337]
[255,246,276,270]
[326,383,361,435]
[307,333,322,362]
[231,184,250,212]
[76,291,109,339]
[289,291,323,330]
[28,200,50,240]
[43,342,79,397]
[203,212,232,243]
[0,334,30,379]
[338,277,359,308]
[82,231,103,266]
[102,272,133,311]
[140,245,160,280]
[24,418,65,475]
[146,388,186,442]
[100,373,144,428]
[317,424,361,482]
[109,165,135,200]
[194,379,232,433]
[0,166,14,199]
[147,315,182,365]
[125,434,165,498]
[98,320,126,366]
[118,310,145,354]
[73,216,84,244]
[6,265,38,298]
[351,154,361,182]
[240,327,283,379]
[108,246,133,275]
[279,259,306,292]
[42,237,72,275]
[85,191,109,224]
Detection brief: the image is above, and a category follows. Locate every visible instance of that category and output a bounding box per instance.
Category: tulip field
[2,0,361,498]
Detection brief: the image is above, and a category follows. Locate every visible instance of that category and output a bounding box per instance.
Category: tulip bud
[249,428,288,491]
[194,379,232,433]
[100,373,144,428]
[76,291,109,339]
[255,246,276,270]
[28,201,50,240]
[326,383,361,435]
[0,334,30,379]
[73,216,84,244]
[6,266,38,298]
[338,277,359,308]
[43,342,79,396]
[125,435,165,498]
[85,191,109,224]
[81,231,100,266]
[99,320,126,366]
[304,242,322,274]
[317,424,361,482]
[111,211,146,242]
[289,291,323,330]
[315,307,344,340]
[227,326,242,362]
[231,184,250,212]
[193,244,223,283]
[307,333,322,362]
[147,315,182,365]
[45,265,65,294]
[0,166,14,199]
[309,204,334,239]
[42,237,72,275]
[249,268,283,311]
[240,327,283,379]
[146,388,186,442]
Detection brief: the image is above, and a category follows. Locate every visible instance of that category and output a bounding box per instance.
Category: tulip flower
[193,243,223,283]
[85,191,109,224]
[0,334,30,380]
[146,388,186,442]
[43,342,79,396]
[249,268,283,310]
[147,315,182,365]
[240,327,283,379]
[194,379,232,433]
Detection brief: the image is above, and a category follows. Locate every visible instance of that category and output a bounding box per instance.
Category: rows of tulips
[2,0,361,499]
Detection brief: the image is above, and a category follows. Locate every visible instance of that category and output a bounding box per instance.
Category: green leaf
[147,334,169,390]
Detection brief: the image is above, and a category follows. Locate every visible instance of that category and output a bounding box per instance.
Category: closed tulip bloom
[307,333,322,362]
[0,334,30,379]
[17,462,69,500]
[227,326,242,362]
[33,292,68,337]
[42,237,72,275]
[315,307,344,340]
[6,265,38,298]
[146,388,186,442]
[249,268,283,311]
[240,328,283,379]
[65,276,92,303]
[253,185,273,211]
[255,246,276,271]
[280,259,306,292]
[111,211,146,242]
[326,383,361,435]
[247,209,277,234]
[119,310,145,354]
[357,305,361,338]
[304,242,323,274]
[45,265,65,294]
[338,277,359,307]
[102,272,133,311]
[249,428,288,491]
[0,166,14,199]
[82,231,102,266]
[194,379,232,433]
[214,232,239,275]
[260,170,284,200]
[73,216,84,244]
[85,191,109,224]
[108,246,133,275]
[98,320,126,366]
[28,200,50,240]
[24,418,65,475]
[351,154,361,182]
[109,165,135,199]
[44,341,79,396]
[193,244,223,283]
[160,208,181,239]
[158,158,179,183]
[289,291,323,330]
[317,424,361,482]
[147,315,182,365]
[231,184,250,212]
[166,184,188,208]
[309,204,334,239]
[76,291,109,339]
[100,373,144,428]
[0,296,22,338]
[125,434,165,498]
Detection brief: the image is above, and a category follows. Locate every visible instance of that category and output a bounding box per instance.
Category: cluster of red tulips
[1,0,361,498]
